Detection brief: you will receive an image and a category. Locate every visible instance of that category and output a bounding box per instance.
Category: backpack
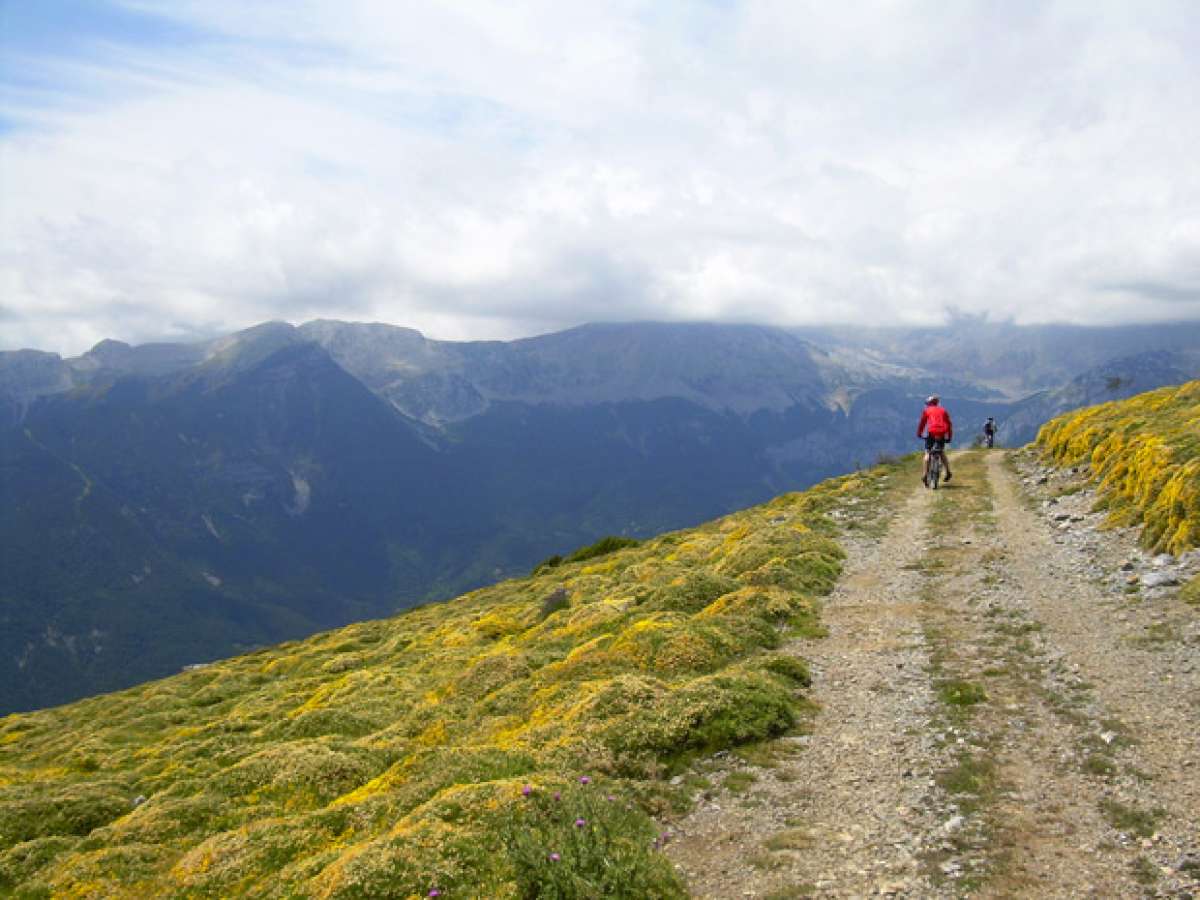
[924,405,950,436]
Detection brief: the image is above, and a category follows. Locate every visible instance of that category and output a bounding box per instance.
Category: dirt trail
[667,451,1200,898]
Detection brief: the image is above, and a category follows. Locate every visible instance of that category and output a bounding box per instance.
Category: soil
[665,450,1200,898]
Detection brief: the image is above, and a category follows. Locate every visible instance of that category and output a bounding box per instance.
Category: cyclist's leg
[922,437,933,483]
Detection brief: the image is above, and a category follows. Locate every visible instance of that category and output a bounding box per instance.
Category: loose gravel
[666,450,1199,899]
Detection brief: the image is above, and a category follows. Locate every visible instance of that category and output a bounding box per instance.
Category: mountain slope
[801,319,1200,396]
[1036,379,1200,555]
[0,463,899,898]
[4,319,1198,712]
[300,320,836,425]
[1000,350,1200,446]
[301,319,1004,426]
[0,340,446,713]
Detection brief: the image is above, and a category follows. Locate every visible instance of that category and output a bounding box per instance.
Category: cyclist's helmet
[987,416,994,422]
[926,394,940,405]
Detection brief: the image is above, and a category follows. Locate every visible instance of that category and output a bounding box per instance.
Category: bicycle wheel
[930,452,941,489]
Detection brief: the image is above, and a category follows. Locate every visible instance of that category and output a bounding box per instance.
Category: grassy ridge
[0,464,900,898]
[1036,380,1200,555]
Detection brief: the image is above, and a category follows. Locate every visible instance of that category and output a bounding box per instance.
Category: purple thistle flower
[428,891,441,898]
[521,785,532,797]
[606,795,615,802]
[549,852,561,862]
[575,817,587,828]
[579,776,591,785]
[553,791,562,801]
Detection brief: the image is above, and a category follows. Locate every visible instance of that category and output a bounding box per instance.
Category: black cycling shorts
[924,435,947,452]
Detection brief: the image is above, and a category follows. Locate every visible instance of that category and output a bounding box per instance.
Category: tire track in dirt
[984,451,1200,897]
[667,452,1199,898]
[668,469,953,898]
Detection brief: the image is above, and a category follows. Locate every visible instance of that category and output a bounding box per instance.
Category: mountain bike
[983,431,994,449]
[925,439,949,490]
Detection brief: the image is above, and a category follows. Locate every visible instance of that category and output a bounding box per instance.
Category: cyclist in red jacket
[917,394,953,486]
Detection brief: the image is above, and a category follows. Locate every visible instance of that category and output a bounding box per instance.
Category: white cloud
[2,0,1199,354]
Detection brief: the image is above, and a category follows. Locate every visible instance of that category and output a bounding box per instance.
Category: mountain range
[3,318,1199,712]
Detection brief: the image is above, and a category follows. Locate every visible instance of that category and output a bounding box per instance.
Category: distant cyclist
[982,416,997,448]
[917,394,953,486]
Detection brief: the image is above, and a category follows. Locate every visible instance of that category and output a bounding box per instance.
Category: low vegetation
[1181,574,1200,606]
[1036,380,1200,555]
[0,463,901,897]
[1099,800,1165,839]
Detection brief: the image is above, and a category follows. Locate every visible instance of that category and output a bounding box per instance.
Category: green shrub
[531,554,564,576]
[741,550,842,595]
[675,674,797,751]
[0,837,76,890]
[649,572,739,614]
[39,843,171,896]
[212,741,379,807]
[371,748,540,818]
[501,781,685,899]
[282,708,379,738]
[1181,574,1200,606]
[459,651,534,699]
[96,794,228,844]
[0,784,132,845]
[1100,800,1164,838]
[307,817,502,899]
[598,672,796,759]
[174,816,347,895]
[938,680,987,707]
[762,654,812,687]
[531,535,640,576]
[565,536,640,565]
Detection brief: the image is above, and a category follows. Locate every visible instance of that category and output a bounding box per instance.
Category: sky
[1,1,1199,355]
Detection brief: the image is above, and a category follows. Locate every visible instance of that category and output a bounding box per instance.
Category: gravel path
[667,451,1200,898]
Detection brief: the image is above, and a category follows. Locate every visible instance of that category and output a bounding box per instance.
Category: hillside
[1001,351,1200,447]
[1036,380,1200,556]
[4,383,1200,897]
[0,464,899,897]
[0,338,448,713]
[0,321,1000,714]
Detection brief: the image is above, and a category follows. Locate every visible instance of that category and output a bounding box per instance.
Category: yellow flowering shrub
[0,461,905,896]
[1037,381,1200,555]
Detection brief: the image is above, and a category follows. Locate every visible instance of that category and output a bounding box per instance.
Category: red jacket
[917,404,952,439]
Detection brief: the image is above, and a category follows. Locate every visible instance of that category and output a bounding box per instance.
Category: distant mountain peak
[86,338,132,357]
[202,321,303,374]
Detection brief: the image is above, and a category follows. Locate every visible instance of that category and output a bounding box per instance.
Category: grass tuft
[937,679,988,708]
[1099,800,1164,838]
